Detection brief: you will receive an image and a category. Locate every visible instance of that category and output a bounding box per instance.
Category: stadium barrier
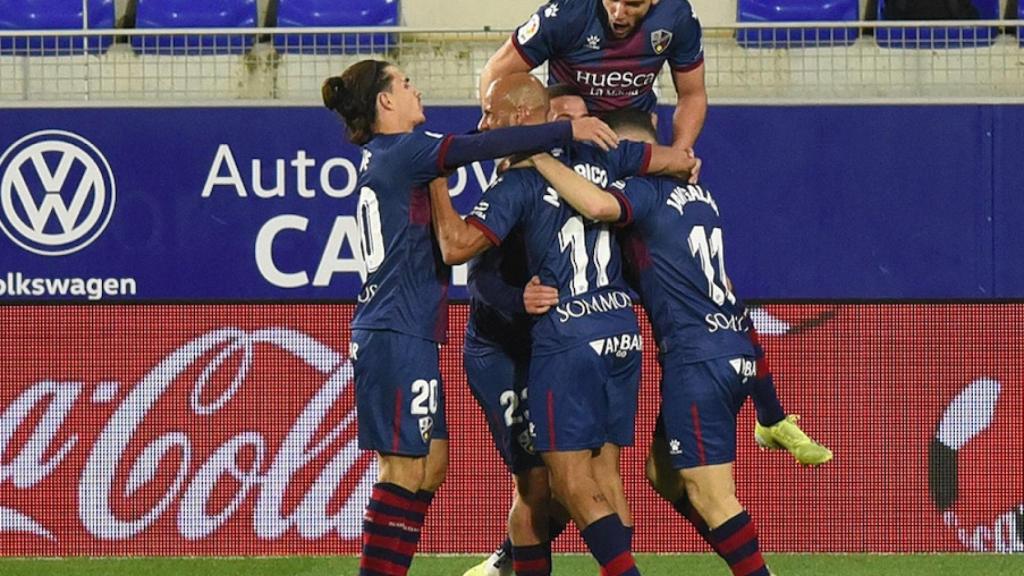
[0,303,1020,555]
[0,22,1023,104]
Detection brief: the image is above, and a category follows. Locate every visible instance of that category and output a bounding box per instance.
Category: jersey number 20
[357,187,386,274]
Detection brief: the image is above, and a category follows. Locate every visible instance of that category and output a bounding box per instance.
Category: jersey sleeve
[604,140,653,182]
[396,130,454,182]
[610,178,659,227]
[511,0,586,68]
[668,4,704,72]
[465,173,531,246]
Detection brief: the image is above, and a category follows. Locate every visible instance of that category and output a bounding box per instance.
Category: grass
[1,554,1023,575]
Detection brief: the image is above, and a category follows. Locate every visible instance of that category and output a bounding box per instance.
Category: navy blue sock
[512,543,551,576]
[708,510,770,576]
[580,514,640,576]
[749,330,786,426]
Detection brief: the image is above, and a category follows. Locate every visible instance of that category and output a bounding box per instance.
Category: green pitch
[1,554,1023,575]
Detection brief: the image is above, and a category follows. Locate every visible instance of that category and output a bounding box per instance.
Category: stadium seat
[876,0,999,48]
[273,0,399,54]
[736,0,859,49]
[131,0,258,55]
[1019,1,1023,47]
[0,0,115,55]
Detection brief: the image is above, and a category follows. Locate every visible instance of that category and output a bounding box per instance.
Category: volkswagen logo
[0,130,116,256]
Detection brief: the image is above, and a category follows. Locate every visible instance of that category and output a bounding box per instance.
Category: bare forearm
[429,181,489,265]
[672,93,707,149]
[533,155,620,222]
[648,145,699,180]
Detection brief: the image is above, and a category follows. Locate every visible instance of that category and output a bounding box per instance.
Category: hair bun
[321,76,345,110]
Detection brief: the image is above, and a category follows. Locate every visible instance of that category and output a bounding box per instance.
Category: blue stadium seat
[736,0,859,49]
[1018,2,1023,47]
[0,0,115,55]
[132,0,258,55]
[876,0,999,48]
[273,0,399,54]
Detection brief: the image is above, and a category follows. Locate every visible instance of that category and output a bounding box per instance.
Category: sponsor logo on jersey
[705,311,750,334]
[589,333,642,357]
[0,130,116,256]
[729,357,757,378]
[586,35,601,50]
[518,14,541,45]
[574,69,658,91]
[544,3,560,18]
[669,438,683,455]
[556,290,632,323]
[651,29,673,54]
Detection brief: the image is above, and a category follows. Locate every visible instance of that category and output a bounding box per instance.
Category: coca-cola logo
[0,327,377,543]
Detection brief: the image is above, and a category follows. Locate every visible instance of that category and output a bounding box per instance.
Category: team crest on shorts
[418,416,434,442]
[651,29,673,54]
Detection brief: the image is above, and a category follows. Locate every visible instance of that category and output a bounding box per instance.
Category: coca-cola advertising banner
[1,303,1021,555]
[2,106,1023,302]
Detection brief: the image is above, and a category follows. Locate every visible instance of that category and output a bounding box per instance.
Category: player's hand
[570,117,619,151]
[523,275,559,315]
[681,147,702,183]
[688,156,702,184]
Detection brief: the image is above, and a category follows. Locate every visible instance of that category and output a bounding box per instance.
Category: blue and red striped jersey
[465,141,650,355]
[511,0,703,113]
[616,176,755,362]
[351,130,453,342]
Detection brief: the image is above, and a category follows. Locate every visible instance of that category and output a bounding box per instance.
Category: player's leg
[531,344,642,576]
[352,329,445,576]
[594,343,643,544]
[747,328,833,466]
[661,355,772,576]
[463,349,562,576]
[646,425,718,551]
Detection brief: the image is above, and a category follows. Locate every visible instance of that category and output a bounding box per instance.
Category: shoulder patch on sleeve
[518,13,541,45]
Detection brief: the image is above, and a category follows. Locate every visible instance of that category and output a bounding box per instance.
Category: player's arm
[479,39,535,113]
[429,178,493,265]
[670,63,707,150]
[531,154,622,223]
[648,143,701,183]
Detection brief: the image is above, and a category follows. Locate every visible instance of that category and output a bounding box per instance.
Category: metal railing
[0,22,1021,105]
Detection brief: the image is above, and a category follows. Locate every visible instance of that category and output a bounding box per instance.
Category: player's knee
[421,459,448,493]
[379,457,427,492]
[515,467,551,507]
[683,476,733,519]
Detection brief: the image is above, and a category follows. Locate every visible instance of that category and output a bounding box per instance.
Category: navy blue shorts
[351,329,448,456]
[529,333,642,453]
[464,346,544,474]
[656,353,755,470]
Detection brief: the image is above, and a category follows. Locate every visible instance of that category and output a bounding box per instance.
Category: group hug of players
[321,2,833,575]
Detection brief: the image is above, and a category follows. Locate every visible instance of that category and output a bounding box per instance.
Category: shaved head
[481,73,550,130]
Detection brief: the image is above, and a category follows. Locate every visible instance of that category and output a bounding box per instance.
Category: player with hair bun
[323,59,621,576]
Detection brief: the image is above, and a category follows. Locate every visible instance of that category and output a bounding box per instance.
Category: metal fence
[0,22,1022,105]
